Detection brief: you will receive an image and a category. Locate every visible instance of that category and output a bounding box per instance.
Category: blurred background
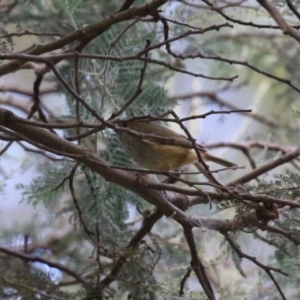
[1,0,300,299]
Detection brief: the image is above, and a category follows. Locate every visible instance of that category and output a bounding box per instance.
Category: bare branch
[183,226,215,300]
[227,149,300,186]
[0,246,88,287]
[257,0,300,43]
[223,232,287,300]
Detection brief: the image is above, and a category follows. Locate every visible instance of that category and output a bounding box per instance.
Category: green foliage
[118,249,159,300]
[292,109,300,120]
[216,199,238,213]
[12,0,109,38]
[54,21,175,142]
[238,170,300,292]
[78,23,174,118]
[0,257,76,299]
[54,0,84,17]
[9,2,177,295]
[16,160,75,206]
[0,11,19,52]
[3,0,300,299]
[71,167,131,237]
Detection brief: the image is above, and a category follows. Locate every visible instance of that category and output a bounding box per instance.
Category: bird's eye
[122,123,127,127]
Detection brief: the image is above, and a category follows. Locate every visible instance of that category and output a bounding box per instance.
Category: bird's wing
[129,122,207,151]
[139,125,206,151]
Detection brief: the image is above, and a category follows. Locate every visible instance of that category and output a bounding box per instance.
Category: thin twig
[111,39,150,118]
[183,226,215,300]
[0,246,88,287]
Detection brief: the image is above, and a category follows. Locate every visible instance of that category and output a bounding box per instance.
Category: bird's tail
[203,152,237,168]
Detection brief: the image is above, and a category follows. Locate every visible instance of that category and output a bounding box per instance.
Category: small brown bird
[117,121,236,171]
